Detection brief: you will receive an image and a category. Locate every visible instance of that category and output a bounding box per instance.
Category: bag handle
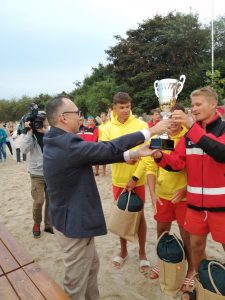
[207,260,225,295]
[156,231,185,260]
[125,191,132,211]
[172,232,185,260]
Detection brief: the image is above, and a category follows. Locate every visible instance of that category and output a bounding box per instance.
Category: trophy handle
[154,80,159,98]
[176,75,186,98]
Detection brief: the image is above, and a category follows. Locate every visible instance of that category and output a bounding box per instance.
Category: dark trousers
[6,141,13,155]
[16,148,26,162]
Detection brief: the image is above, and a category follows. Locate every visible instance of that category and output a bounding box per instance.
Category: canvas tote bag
[108,191,142,242]
[196,260,225,300]
[157,231,187,297]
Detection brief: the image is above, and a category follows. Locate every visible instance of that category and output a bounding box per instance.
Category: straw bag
[108,191,143,242]
[196,260,225,299]
[156,231,187,297]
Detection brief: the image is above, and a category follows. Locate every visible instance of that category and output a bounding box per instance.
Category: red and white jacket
[157,114,225,211]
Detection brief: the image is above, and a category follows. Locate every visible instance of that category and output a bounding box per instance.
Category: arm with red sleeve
[156,136,187,171]
[186,122,225,163]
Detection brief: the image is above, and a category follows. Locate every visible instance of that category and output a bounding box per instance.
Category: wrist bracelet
[130,149,139,160]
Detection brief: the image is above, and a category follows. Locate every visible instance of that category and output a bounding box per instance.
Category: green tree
[205,70,225,103]
[106,12,210,111]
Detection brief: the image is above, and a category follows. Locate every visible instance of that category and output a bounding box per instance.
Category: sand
[0,154,224,300]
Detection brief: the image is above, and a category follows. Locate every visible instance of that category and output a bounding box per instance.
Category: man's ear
[59,114,66,123]
[210,99,217,110]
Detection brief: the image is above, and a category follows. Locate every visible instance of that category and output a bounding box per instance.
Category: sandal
[139,259,150,273]
[181,277,195,292]
[112,255,128,269]
[147,265,159,279]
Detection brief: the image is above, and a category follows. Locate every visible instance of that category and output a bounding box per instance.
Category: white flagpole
[211,0,214,84]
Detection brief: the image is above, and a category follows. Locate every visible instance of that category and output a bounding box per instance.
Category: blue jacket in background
[0,128,7,144]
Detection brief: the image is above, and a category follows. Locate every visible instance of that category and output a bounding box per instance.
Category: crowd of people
[1,86,225,300]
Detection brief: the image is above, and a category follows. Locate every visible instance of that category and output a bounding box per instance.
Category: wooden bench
[0,222,70,300]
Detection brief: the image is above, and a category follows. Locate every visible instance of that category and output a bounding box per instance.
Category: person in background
[21,112,53,238]
[77,115,86,139]
[12,126,26,163]
[43,95,171,300]
[97,112,109,175]
[101,92,151,273]
[5,122,14,156]
[148,108,160,128]
[0,122,7,162]
[83,115,99,176]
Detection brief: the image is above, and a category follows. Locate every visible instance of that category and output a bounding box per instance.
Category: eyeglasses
[62,110,81,117]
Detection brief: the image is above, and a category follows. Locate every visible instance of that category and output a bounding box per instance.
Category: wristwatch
[132,175,139,182]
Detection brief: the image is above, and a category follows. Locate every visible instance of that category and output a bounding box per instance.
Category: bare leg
[157,221,171,238]
[138,211,147,259]
[179,226,194,277]
[138,211,150,272]
[112,237,128,268]
[102,165,106,175]
[94,165,99,176]
[190,234,207,272]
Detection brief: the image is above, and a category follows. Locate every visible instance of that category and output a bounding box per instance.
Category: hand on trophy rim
[171,110,194,129]
[149,119,172,136]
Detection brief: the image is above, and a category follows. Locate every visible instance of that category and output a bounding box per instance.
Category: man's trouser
[30,174,50,226]
[54,228,100,300]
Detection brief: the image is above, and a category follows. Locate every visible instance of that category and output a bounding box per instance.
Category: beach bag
[196,260,225,299]
[117,190,143,212]
[108,191,142,242]
[156,231,187,297]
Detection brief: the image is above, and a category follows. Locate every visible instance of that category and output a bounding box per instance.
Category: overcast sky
[0,0,224,99]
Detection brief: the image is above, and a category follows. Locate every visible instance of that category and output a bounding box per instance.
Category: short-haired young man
[151,87,225,300]
[102,92,151,273]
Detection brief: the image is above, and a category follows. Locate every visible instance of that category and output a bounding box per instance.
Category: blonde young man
[102,92,150,272]
[145,104,194,290]
[151,87,225,300]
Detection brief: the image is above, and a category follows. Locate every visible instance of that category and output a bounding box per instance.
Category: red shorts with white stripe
[184,208,225,244]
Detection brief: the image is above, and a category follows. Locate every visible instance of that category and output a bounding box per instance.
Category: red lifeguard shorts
[154,198,187,227]
[184,208,225,244]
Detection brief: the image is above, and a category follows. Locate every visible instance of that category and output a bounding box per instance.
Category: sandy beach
[0,154,224,300]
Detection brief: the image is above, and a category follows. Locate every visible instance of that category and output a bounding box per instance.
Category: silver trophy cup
[150,75,186,150]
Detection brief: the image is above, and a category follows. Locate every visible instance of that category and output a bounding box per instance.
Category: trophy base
[149,138,174,150]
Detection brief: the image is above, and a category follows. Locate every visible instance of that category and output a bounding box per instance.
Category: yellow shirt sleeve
[145,156,159,176]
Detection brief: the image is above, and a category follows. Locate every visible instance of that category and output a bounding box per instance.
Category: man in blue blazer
[43,95,171,300]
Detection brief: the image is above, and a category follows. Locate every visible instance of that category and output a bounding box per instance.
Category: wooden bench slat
[0,222,34,267]
[0,240,20,274]
[7,268,45,300]
[23,263,70,300]
[0,275,19,300]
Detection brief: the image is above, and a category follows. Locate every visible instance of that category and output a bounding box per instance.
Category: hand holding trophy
[150,75,186,150]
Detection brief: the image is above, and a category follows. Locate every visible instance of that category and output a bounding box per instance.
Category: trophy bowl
[150,75,186,150]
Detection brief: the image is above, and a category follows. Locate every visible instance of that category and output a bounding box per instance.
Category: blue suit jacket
[43,126,145,238]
